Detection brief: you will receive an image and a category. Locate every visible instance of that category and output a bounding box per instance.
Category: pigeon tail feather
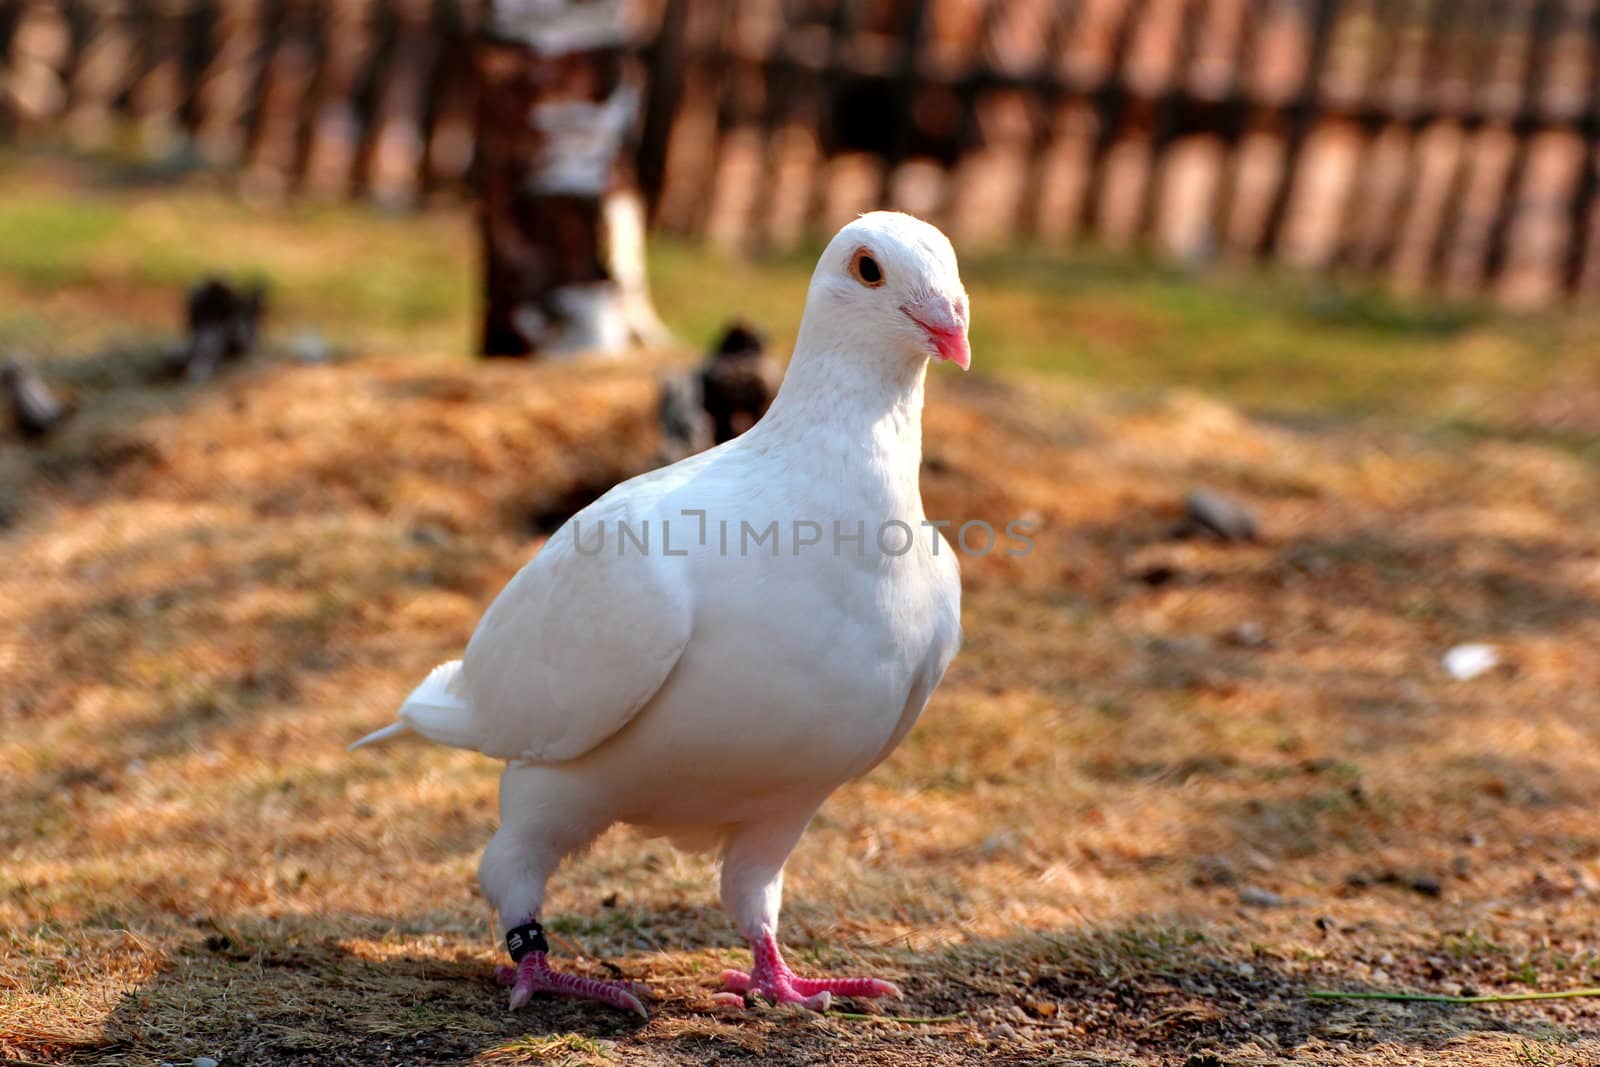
[397,660,479,747]
[350,660,478,752]
[347,721,412,751]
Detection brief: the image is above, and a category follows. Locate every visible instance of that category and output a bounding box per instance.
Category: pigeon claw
[498,952,649,1018]
[717,969,832,1012]
[719,932,902,1013]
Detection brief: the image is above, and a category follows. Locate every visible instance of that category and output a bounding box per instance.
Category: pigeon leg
[495,951,648,1017]
[714,813,899,1010]
[715,928,902,1010]
[479,770,644,1015]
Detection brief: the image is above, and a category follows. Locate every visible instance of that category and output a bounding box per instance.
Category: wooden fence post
[474,0,666,358]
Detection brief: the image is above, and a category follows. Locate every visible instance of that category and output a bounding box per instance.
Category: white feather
[394,660,474,744]
[346,721,410,751]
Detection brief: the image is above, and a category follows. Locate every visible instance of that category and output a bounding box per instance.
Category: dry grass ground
[1,156,1599,1066]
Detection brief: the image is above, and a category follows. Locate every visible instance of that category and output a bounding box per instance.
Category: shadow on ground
[60,914,1595,1066]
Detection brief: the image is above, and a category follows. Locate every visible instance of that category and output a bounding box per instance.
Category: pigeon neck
[755,332,927,483]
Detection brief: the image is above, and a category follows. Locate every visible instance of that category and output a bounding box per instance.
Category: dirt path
[2,355,1597,1065]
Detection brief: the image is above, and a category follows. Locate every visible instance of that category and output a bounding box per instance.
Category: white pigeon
[352,212,968,1016]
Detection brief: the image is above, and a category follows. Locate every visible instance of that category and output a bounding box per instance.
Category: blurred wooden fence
[4,0,1600,305]
[0,0,485,205]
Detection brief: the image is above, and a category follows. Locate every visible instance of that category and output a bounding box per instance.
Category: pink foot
[495,951,648,1018]
[715,929,901,1012]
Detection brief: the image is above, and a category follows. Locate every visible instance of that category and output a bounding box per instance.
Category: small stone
[1460,985,1479,998]
[1443,643,1499,681]
[1408,875,1442,898]
[1225,620,1267,648]
[1237,962,1255,978]
[291,327,330,364]
[1238,885,1285,908]
[980,832,1017,859]
[1193,854,1237,887]
[3,355,66,439]
[1184,487,1259,542]
[194,1058,220,1067]
[988,1023,1018,1041]
[408,523,449,547]
[1136,563,1178,587]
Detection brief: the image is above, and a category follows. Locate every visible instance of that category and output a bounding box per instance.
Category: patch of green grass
[1446,930,1511,960]
[649,237,1598,439]
[1,151,1595,446]
[0,156,474,358]
[1110,925,1208,961]
[0,195,125,287]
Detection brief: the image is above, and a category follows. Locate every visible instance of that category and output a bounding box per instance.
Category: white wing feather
[458,501,692,762]
[448,453,719,762]
[350,452,715,763]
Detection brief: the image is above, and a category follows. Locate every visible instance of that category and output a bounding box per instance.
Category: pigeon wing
[457,502,692,763]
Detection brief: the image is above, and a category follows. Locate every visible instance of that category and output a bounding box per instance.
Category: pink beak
[901,294,970,370]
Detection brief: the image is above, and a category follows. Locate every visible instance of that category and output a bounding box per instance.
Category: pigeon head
[806,212,970,371]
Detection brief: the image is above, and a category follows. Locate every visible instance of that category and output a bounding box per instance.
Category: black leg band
[505,921,549,962]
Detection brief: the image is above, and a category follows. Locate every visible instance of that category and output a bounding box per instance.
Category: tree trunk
[475,0,667,358]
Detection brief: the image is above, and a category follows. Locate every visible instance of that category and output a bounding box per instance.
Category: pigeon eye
[850,250,885,288]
